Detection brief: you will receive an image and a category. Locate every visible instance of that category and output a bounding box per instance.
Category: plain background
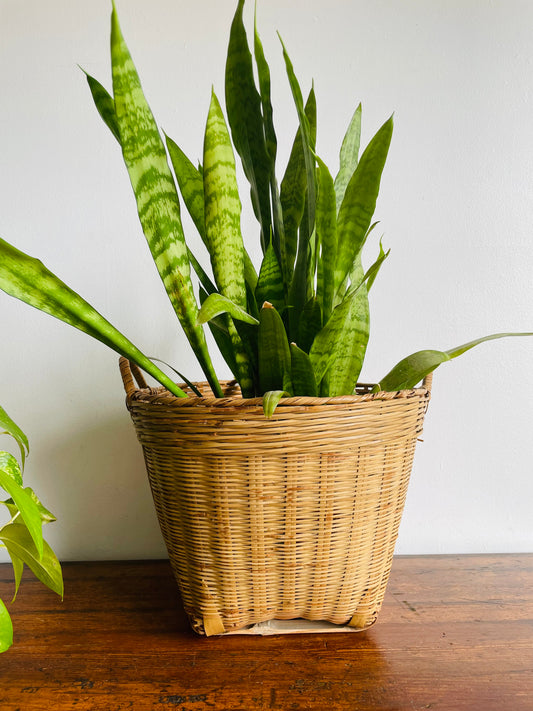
[1,0,532,561]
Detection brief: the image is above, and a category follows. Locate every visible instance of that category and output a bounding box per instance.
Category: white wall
[1,0,532,560]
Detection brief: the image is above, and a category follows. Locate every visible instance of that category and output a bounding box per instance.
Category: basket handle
[119,357,148,397]
[422,371,433,394]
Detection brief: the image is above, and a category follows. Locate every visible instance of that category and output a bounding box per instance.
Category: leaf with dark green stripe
[375,332,533,392]
[297,296,322,354]
[258,303,292,394]
[279,38,317,269]
[255,243,285,313]
[0,237,187,399]
[199,288,240,382]
[334,115,393,301]
[315,155,337,321]
[110,5,221,396]
[225,0,272,252]
[290,343,317,396]
[82,69,120,142]
[280,88,316,286]
[203,90,247,311]
[165,135,206,244]
[334,103,361,214]
[318,285,370,397]
[309,281,369,390]
[198,293,259,326]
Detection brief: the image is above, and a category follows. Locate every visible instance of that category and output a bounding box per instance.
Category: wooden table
[0,554,531,710]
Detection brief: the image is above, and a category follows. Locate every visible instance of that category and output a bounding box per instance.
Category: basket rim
[125,378,431,410]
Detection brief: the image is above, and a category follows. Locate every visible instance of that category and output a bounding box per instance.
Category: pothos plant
[0,405,63,653]
[0,1,531,415]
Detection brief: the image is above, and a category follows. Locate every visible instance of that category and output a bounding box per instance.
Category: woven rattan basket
[119,357,432,636]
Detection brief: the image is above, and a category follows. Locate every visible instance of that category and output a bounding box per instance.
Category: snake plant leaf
[279,88,316,286]
[0,523,63,599]
[375,332,533,392]
[226,0,272,252]
[334,103,361,214]
[165,135,207,244]
[203,90,247,311]
[0,406,29,470]
[0,468,43,559]
[0,237,187,399]
[365,239,390,291]
[82,70,120,143]
[198,293,259,326]
[254,11,284,260]
[279,37,317,253]
[0,599,13,653]
[262,390,290,418]
[290,343,318,396]
[110,5,222,397]
[309,280,369,390]
[255,243,285,313]
[315,155,337,322]
[258,303,292,394]
[298,296,322,354]
[335,115,393,301]
[199,288,240,383]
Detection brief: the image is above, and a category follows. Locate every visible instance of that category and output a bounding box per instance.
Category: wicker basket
[119,357,431,636]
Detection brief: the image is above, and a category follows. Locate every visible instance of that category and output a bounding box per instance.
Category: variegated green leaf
[297,296,322,354]
[199,288,239,383]
[0,523,63,599]
[255,244,285,313]
[198,293,259,326]
[279,36,316,242]
[309,281,369,390]
[0,453,22,487]
[165,135,206,243]
[290,343,317,396]
[335,115,393,300]
[258,303,292,394]
[375,332,533,392]
[0,406,28,470]
[110,5,221,397]
[203,90,247,311]
[315,155,337,322]
[226,0,272,252]
[280,89,316,287]
[319,285,370,397]
[0,599,13,653]
[366,239,390,291]
[334,103,361,214]
[82,70,120,142]
[0,237,186,399]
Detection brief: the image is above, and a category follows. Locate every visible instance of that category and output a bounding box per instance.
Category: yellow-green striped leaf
[334,104,361,214]
[203,90,247,311]
[376,332,533,392]
[110,5,221,397]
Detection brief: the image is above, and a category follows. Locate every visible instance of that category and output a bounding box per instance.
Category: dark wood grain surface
[0,554,531,710]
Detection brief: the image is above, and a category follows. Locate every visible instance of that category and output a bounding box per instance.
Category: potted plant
[0,1,530,634]
[0,405,63,652]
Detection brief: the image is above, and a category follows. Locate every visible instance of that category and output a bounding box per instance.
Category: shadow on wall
[37,408,167,561]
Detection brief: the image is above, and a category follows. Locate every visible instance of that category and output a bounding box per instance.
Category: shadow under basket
[119,358,432,636]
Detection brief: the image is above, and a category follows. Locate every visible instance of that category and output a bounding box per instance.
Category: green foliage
[0,0,532,416]
[0,406,63,653]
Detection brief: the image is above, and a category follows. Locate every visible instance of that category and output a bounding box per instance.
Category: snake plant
[0,405,63,653]
[0,1,531,415]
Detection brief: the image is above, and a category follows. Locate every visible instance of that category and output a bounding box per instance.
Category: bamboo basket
[119,357,432,636]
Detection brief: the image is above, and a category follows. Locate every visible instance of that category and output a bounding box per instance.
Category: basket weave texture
[119,358,431,636]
